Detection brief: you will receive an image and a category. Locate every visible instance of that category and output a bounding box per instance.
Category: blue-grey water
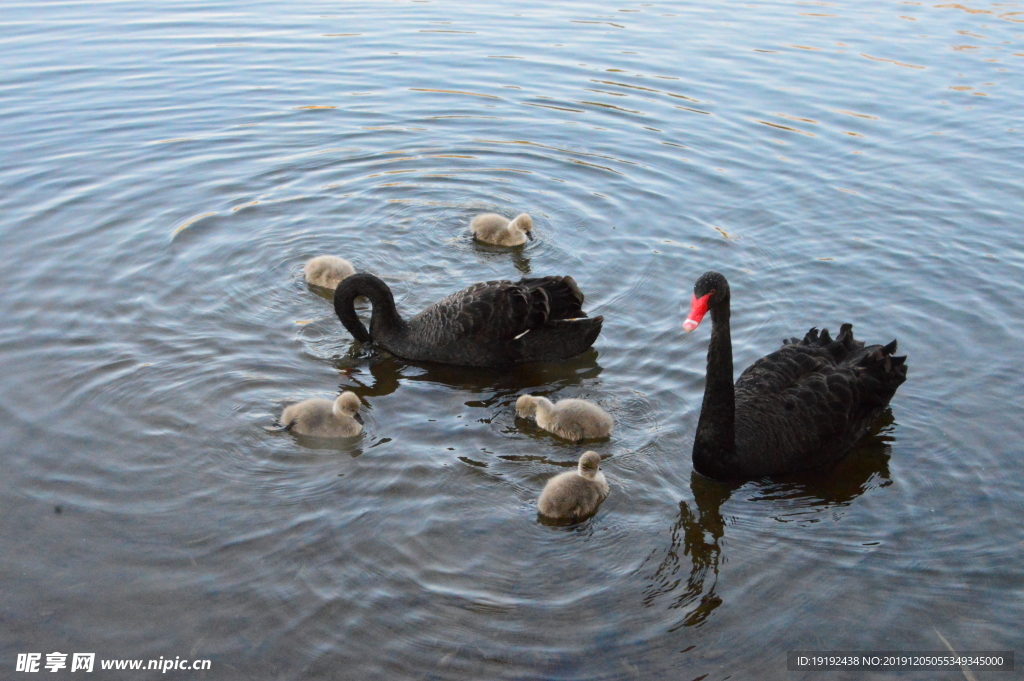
[2,1,1022,679]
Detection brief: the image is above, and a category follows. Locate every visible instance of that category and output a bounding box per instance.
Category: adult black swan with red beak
[684,271,907,480]
[334,273,602,368]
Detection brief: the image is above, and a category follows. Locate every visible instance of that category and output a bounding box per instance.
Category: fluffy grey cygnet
[280,391,363,438]
[304,255,356,289]
[470,213,534,246]
[516,395,613,442]
[538,451,609,521]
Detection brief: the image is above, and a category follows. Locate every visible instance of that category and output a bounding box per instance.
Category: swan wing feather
[734,325,907,473]
[409,280,540,345]
[516,276,586,319]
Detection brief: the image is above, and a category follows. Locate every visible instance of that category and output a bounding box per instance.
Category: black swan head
[333,272,404,344]
[682,269,908,480]
[684,271,730,333]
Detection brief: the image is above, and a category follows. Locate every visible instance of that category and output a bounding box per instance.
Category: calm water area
[2,0,1023,679]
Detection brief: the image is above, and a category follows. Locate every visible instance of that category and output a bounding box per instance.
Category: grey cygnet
[279,391,363,438]
[304,255,356,290]
[470,213,534,246]
[516,395,612,441]
[538,451,609,522]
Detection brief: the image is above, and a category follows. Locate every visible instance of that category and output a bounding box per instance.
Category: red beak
[683,293,711,332]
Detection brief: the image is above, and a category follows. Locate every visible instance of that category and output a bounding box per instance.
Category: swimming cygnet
[538,451,610,522]
[304,255,356,290]
[516,394,613,442]
[279,391,363,438]
[470,213,534,246]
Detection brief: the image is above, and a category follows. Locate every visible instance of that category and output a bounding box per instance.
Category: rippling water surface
[2,0,1023,678]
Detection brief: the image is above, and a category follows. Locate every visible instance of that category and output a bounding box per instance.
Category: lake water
[2,0,1022,678]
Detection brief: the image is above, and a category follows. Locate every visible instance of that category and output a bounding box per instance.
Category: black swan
[333,272,602,367]
[684,271,907,480]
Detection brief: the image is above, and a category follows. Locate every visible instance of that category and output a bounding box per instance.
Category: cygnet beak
[354,412,364,424]
[526,231,535,241]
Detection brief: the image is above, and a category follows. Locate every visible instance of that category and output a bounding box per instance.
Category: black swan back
[726,325,906,478]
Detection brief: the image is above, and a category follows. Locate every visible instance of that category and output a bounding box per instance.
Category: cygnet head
[304,255,356,290]
[509,213,534,241]
[516,394,540,418]
[333,391,363,422]
[577,451,602,479]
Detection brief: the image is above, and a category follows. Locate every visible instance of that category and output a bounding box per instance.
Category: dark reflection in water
[334,348,602,400]
[275,431,369,457]
[536,508,604,529]
[644,418,894,630]
[749,411,895,513]
[470,238,532,275]
[642,473,735,630]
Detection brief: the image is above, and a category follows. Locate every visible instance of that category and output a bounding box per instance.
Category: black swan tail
[855,337,908,406]
[786,322,895,358]
[783,323,861,359]
[785,323,908,402]
[525,286,551,328]
[517,276,586,319]
[517,315,603,363]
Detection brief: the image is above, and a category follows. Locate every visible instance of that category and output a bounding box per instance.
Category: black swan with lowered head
[684,271,907,480]
[334,272,602,367]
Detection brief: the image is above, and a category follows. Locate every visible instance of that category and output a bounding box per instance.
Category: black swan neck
[693,299,737,477]
[333,273,406,343]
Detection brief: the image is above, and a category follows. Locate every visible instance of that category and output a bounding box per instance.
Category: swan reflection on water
[470,236,533,275]
[643,415,895,630]
[306,352,604,455]
[331,349,603,400]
